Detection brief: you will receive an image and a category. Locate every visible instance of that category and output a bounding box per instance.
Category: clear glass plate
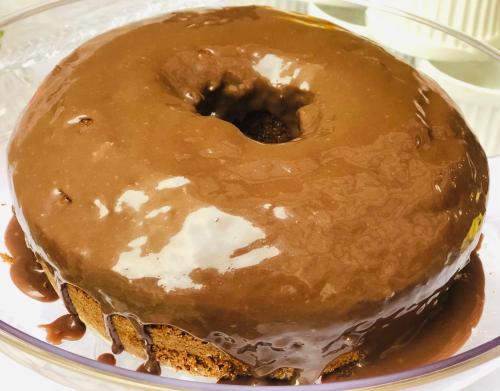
[0,1,499,390]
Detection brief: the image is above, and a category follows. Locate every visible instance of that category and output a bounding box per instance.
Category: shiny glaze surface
[7,6,488,383]
[2,215,486,383]
[324,252,485,382]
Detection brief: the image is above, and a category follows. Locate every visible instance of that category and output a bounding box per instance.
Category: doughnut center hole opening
[195,79,313,143]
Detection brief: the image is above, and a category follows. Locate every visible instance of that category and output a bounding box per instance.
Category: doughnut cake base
[41,261,359,381]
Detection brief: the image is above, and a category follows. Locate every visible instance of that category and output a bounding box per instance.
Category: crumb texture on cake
[42,260,358,380]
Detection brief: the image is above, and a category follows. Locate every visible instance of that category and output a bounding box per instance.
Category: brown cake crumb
[40,260,359,381]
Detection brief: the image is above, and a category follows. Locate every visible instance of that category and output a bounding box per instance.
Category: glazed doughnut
[8,6,488,383]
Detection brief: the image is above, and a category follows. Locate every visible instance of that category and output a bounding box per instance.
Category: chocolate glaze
[324,251,485,381]
[3,216,58,302]
[104,314,125,355]
[97,353,117,366]
[58,282,80,316]
[7,6,488,383]
[39,314,86,345]
[2,215,486,382]
[136,362,161,376]
[130,317,162,376]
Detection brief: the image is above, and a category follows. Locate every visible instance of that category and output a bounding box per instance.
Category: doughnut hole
[195,78,313,143]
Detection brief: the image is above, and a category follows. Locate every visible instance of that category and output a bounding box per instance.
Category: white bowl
[308,1,500,156]
[416,58,500,156]
[369,0,500,60]
[310,0,500,61]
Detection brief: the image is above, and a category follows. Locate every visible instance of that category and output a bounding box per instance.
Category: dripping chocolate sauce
[3,216,486,382]
[105,314,125,354]
[323,252,485,382]
[97,353,117,366]
[130,318,162,376]
[2,217,87,345]
[37,281,87,345]
[58,281,80,317]
[2,215,157,372]
[2,217,58,302]
[39,314,86,345]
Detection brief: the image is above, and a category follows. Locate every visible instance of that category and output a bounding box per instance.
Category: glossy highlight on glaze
[7,6,488,383]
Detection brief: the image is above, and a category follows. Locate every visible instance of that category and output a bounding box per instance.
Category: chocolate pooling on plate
[3,217,58,302]
[39,314,86,345]
[97,353,117,366]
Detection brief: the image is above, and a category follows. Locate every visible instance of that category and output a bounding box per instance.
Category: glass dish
[0,1,499,390]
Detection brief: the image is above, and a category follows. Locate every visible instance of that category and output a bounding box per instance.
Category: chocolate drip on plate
[58,281,80,318]
[97,353,117,366]
[3,216,58,302]
[129,318,161,376]
[1,215,488,381]
[324,252,485,381]
[104,314,125,355]
[39,314,86,345]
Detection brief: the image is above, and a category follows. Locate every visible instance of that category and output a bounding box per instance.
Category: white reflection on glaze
[145,205,172,219]
[299,81,310,91]
[273,206,288,220]
[67,115,89,124]
[157,176,190,190]
[114,190,149,212]
[93,199,109,218]
[98,288,115,307]
[113,206,279,291]
[253,54,296,86]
